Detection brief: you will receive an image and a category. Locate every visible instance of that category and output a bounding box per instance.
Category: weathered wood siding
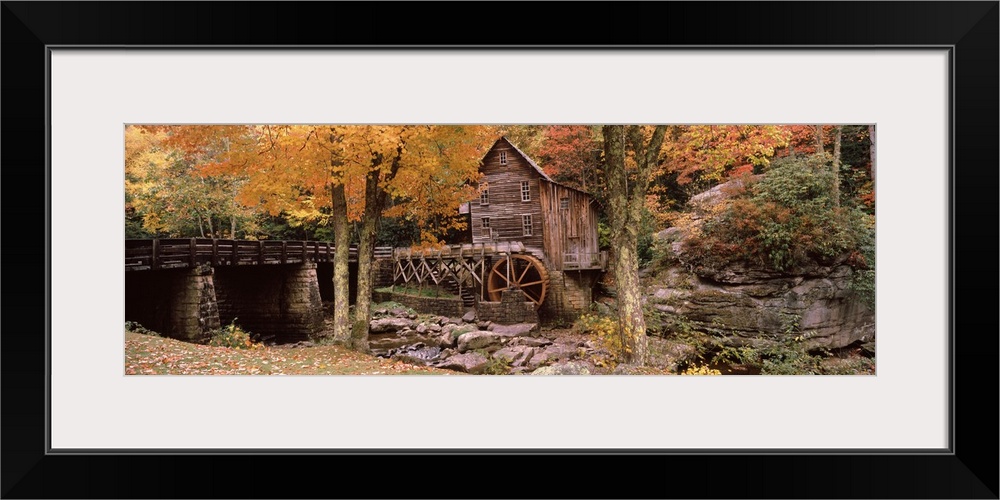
[469,140,545,250]
[538,181,600,271]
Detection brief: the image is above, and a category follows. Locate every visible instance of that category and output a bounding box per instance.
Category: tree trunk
[231,216,236,239]
[350,165,382,352]
[601,125,667,366]
[330,182,352,345]
[351,211,378,353]
[832,125,842,207]
[350,144,404,352]
[611,234,645,364]
[205,214,214,238]
[195,211,205,237]
[814,125,825,154]
[868,124,876,186]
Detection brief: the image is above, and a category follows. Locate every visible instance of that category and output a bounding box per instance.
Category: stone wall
[538,270,599,326]
[477,289,539,325]
[373,259,395,288]
[214,263,324,342]
[372,290,466,318]
[125,265,220,342]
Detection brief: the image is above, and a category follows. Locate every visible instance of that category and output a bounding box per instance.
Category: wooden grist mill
[389,137,606,322]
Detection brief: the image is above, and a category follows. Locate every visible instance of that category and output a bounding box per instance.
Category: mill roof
[494,136,592,197]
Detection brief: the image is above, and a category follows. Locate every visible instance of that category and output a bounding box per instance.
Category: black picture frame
[3,2,996,498]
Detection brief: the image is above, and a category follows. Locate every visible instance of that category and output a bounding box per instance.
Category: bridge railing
[125,238,394,270]
[390,241,525,260]
[562,251,607,270]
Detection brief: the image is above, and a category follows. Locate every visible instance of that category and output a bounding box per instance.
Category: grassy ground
[375,285,457,299]
[124,332,453,375]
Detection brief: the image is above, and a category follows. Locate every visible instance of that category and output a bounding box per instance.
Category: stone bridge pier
[125,262,324,343]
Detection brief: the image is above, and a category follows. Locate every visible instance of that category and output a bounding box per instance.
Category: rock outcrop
[646,177,875,350]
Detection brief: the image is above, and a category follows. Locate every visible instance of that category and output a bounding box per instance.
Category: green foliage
[129,152,262,238]
[125,321,160,337]
[642,304,666,336]
[778,312,801,335]
[376,216,421,247]
[849,214,876,310]
[685,154,875,273]
[708,337,873,375]
[758,344,822,375]
[208,320,261,350]
[710,342,819,375]
[597,221,612,250]
[818,356,876,375]
[713,345,762,366]
[665,314,697,337]
[636,209,657,267]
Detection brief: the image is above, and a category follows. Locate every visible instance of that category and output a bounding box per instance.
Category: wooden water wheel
[486,254,549,305]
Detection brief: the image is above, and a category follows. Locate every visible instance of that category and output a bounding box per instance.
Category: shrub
[680,364,722,375]
[758,345,821,375]
[848,213,876,310]
[712,345,762,366]
[684,154,874,273]
[483,355,512,375]
[574,313,625,367]
[208,320,261,350]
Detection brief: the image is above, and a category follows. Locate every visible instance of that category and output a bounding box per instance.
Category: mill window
[521,181,531,202]
[522,214,533,236]
[481,217,491,238]
[499,151,507,165]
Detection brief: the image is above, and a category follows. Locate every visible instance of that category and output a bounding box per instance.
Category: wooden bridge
[125,238,392,271]
[124,238,606,342]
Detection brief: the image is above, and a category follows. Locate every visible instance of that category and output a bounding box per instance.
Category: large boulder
[369,317,416,334]
[492,346,536,368]
[456,331,505,353]
[487,323,539,337]
[434,352,489,374]
[510,336,552,348]
[531,361,592,375]
[442,323,476,336]
[435,329,459,349]
[527,343,580,369]
[647,338,699,372]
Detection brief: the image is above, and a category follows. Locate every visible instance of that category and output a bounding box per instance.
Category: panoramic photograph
[124,124,876,375]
